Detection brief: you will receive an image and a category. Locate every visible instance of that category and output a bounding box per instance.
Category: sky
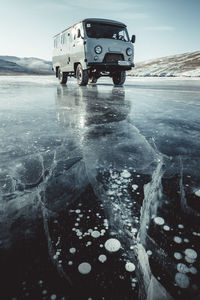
[0,0,199,62]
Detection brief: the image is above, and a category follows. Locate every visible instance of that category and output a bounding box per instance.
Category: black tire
[112,70,126,86]
[76,64,88,86]
[58,68,68,84]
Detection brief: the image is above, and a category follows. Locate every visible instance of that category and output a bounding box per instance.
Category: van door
[71,25,85,69]
[59,31,71,72]
[65,32,73,72]
[60,33,66,69]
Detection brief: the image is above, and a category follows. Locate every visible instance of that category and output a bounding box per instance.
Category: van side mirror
[131,35,136,43]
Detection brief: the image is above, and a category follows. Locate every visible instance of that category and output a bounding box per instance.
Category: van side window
[61,33,67,45]
[54,37,60,48]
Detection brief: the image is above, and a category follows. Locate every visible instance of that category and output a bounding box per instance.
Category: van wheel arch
[74,63,79,75]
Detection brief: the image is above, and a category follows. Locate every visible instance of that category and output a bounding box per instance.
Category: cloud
[145,26,174,31]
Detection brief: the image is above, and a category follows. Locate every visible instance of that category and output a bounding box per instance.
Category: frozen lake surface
[0,76,200,299]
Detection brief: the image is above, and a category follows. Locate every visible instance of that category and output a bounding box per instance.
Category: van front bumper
[87,61,134,71]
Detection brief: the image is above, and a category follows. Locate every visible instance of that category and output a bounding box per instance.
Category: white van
[52,18,135,86]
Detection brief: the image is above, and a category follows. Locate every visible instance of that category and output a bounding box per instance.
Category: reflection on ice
[53,85,173,299]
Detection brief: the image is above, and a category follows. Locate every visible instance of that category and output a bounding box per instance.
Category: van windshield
[85,22,129,42]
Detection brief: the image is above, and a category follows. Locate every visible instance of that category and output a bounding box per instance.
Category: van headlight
[94,45,102,54]
[126,48,133,56]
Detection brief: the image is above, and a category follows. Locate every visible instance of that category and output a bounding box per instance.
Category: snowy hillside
[0,56,53,75]
[129,51,200,77]
[0,59,29,74]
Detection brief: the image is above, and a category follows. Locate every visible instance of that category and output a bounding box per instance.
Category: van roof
[53,18,126,38]
[83,18,126,27]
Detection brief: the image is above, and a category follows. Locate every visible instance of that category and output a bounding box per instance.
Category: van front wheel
[76,64,88,86]
[58,68,68,84]
[112,71,126,86]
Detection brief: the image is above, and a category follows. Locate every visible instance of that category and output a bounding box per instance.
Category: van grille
[103,53,124,63]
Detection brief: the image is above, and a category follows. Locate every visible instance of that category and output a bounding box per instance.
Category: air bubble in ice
[42,290,47,295]
[107,190,115,196]
[132,184,138,191]
[76,231,82,237]
[86,241,92,247]
[174,252,182,260]
[177,263,189,274]
[91,231,100,238]
[185,248,197,260]
[154,216,165,225]
[104,238,121,252]
[173,236,182,244]
[194,189,200,197]
[185,256,195,264]
[175,273,190,289]
[78,262,91,274]
[69,248,76,254]
[178,224,184,229]
[189,267,197,274]
[163,225,170,231]
[125,262,136,272]
[131,228,138,234]
[121,170,131,178]
[98,255,107,263]
[101,229,106,235]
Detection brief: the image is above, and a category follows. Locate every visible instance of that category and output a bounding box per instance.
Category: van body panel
[52,18,135,84]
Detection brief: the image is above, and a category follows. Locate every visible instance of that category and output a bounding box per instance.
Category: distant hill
[128,51,200,77]
[0,56,54,75]
[0,59,29,74]
[1,52,200,77]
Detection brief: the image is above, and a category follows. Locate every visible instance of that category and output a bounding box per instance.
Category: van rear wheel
[58,68,68,84]
[76,64,88,86]
[112,70,126,86]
